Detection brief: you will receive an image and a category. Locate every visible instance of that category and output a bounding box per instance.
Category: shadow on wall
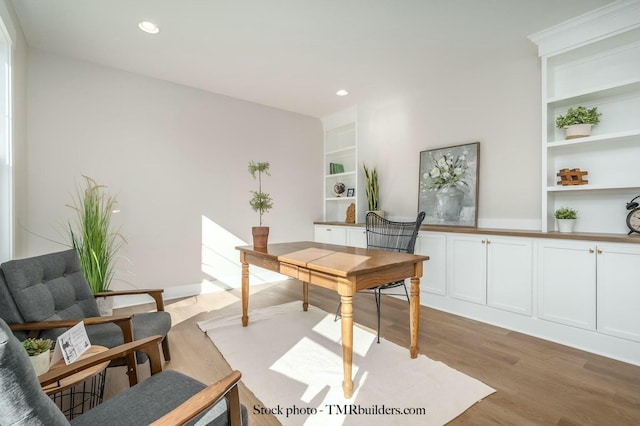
[201,215,286,291]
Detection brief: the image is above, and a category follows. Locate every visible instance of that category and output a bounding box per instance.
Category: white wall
[23,50,322,291]
[357,42,542,230]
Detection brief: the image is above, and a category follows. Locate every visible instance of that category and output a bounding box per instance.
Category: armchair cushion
[0,316,69,425]
[70,370,248,426]
[86,312,171,351]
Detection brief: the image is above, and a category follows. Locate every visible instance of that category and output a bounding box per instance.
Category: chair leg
[335,301,342,321]
[402,282,410,302]
[161,336,171,361]
[374,288,381,344]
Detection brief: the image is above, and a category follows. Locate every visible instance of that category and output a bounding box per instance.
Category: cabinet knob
[589,248,594,253]
[597,249,603,254]
[481,239,486,244]
[486,240,491,244]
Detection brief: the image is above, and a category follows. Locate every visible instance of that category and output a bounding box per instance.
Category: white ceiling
[11,0,615,118]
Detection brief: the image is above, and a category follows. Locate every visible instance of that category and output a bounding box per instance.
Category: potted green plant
[555,106,602,139]
[363,163,384,217]
[554,207,578,233]
[248,161,273,249]
[22,338,53,376]
[67,176,126,315]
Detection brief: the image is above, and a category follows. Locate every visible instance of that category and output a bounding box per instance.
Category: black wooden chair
[337,211,425,343]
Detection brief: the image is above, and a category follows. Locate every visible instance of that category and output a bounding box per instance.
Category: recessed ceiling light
[336,89,349,96]
[138,21,160,34]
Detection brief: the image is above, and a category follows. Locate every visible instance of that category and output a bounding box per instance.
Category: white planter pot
[96,296,114,316]
[564,124,592,140]
[557,219,576,233]
[367,210,385,218]
[29,351,51,376]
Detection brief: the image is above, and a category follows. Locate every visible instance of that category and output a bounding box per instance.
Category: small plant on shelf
[554,207,577,220]
[555,106,601,128]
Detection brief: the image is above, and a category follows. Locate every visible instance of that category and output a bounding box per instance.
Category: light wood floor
[116,280,640,425]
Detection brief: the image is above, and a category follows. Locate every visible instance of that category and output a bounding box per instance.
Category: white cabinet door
[447,234,486,304]
[314,225,347,245]
[487,237,533,316]
[346,228,367,248]
[537,240,596,330]
[597,244,640,342]
[415,233,446,295]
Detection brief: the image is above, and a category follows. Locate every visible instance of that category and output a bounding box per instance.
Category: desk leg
[241,261,249,327]
[340,295,354,398]
[409,276,420,358]
[302,282,309,311]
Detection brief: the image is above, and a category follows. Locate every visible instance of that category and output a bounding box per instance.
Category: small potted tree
[555,207,578,233]
[22,338,53,376]
[248,161,273,249]
[363,163,384,217]
[555,106,602,139]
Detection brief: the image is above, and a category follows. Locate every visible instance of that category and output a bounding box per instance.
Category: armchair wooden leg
[162,336,171,361]
[125,352,138,387]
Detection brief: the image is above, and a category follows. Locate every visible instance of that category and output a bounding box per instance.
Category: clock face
[628,209,640,233]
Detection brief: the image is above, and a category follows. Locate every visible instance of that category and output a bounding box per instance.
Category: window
[0,15,11,262]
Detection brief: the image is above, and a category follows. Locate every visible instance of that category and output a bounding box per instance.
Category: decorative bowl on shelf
[332,182,346,197]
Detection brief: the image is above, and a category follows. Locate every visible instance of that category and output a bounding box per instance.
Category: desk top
[237,241,429,277]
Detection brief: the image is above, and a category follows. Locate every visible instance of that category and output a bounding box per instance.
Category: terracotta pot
[252,226,269,250]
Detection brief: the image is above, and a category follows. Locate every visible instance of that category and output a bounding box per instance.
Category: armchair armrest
[149,370,243,426]
[11,315,139,386]
[38,335,164,388]
[94,289,166,311]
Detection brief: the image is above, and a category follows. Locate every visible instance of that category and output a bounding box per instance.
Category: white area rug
[197,302,495,425]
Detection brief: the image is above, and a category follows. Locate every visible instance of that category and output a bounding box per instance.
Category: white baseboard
[112,267,288,309]
[421,291,640,367]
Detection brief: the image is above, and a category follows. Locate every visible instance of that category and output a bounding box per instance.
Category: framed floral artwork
[418,142,480,227]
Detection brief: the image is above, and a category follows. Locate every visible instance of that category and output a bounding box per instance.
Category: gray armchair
[0,249,171,386]
[0,318,247,425]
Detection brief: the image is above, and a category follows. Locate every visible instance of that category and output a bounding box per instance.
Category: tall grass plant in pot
[68,176,126,315]
[248,161,273,250]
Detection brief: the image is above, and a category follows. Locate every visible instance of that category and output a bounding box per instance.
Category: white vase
[557,219,576,233]
[435,186,465,222]
[29,351,51,376]
[564,124,592,139]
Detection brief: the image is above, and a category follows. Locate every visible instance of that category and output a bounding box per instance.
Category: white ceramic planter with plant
[555,207,578,233]
[23,338,53,376]
[555,106,602,140]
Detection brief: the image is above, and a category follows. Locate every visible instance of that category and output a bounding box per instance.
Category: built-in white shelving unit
[529,0,640,234]
[321,107,359,222]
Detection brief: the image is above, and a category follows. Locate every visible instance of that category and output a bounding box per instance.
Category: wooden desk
[236,241,429,398]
